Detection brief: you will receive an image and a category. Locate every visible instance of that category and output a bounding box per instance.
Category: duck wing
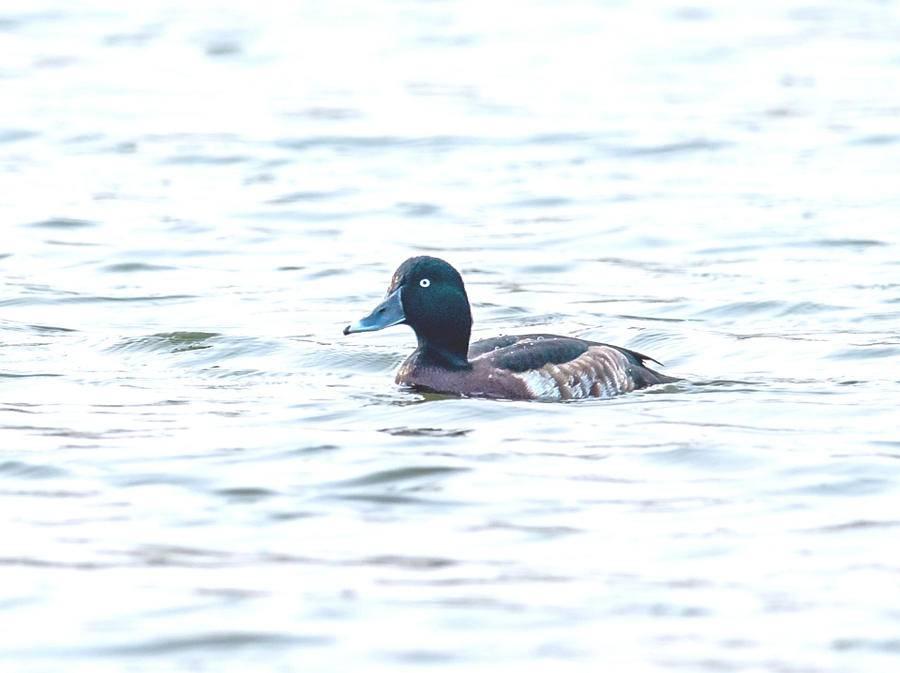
[470,334,675,400]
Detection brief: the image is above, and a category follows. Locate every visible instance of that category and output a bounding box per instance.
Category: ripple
[475,522,581,539]
[285,106,360,120]
[109,331,220,353]
[359,554,457,569]
[26,217,95,229]
[215,487,277,502]
[266,190,349,204]
[528,132,594,144]
[276,135,481,152]
[0,460,67,478]
[96,632,330,656]
[787,477,893,497]
[204,37,243,57]
[380,427,472,437]
[646,447,765,470]
[103,29,159,46]
[697,301,845,319]
[299,343,398,372]
[615,329,682,353]
[829,345,900,360]
[804,238,888,248]
[334,493,452,505]
[384,649,460,664]
[833,638,900,653]
[0,128,37,143]
[613,602,710,618]
[45,239,100,247]
[102,262,176,273]
[507,197,572,208]
[27,323,78,333]
[812,519,900,533]
[163,154,250,165]
[0,372,63,378]
[1,294,195,306]
[850,134,900,146]
[396,201,442,217]
[615,138,730,157]
[332,465,468,487]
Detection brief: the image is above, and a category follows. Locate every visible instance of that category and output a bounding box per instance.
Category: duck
[343,256,678,400]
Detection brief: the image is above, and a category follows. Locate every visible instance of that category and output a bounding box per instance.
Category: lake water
[2,1,900,671]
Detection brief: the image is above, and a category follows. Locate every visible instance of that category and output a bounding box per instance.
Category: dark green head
[343,256,473,368]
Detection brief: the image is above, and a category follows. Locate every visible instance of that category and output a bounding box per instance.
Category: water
[2,0,900,670]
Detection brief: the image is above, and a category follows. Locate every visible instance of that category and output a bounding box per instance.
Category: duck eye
[419,278,431,288]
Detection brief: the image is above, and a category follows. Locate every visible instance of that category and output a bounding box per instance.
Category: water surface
[2,1,900,671]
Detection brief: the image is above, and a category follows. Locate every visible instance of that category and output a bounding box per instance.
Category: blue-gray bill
[343,287,405,335]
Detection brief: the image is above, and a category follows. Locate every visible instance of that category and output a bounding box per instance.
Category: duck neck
[416,333,471,371]
[408,285,473,371]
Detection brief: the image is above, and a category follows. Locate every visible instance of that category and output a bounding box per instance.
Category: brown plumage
[397,335,676,400]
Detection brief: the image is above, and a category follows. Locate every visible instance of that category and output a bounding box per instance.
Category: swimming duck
[343,256,677,400]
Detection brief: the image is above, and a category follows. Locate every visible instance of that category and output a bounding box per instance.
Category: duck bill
[343,287,405,335]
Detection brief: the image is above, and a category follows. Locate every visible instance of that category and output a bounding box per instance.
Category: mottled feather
[469,334,676,400]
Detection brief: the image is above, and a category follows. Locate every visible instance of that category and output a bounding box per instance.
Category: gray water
[2,1,900,671]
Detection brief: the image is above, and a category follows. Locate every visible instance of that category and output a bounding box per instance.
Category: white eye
[419,278,431,288]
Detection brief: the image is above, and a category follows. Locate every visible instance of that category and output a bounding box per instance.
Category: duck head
[343,256,473,368]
